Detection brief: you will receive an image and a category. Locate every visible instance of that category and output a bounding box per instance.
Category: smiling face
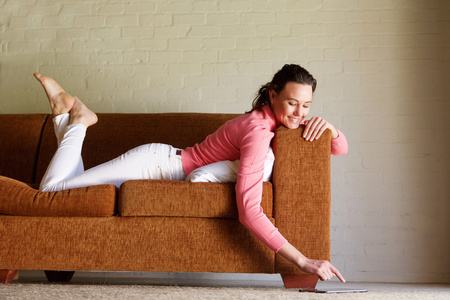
[269,82,313,129]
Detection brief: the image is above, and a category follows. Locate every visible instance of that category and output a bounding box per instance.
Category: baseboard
[16,271,285,287]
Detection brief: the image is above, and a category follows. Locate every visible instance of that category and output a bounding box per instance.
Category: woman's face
[269,82,313,129]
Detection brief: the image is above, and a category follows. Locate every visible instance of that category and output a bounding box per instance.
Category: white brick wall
[1,0,449,283]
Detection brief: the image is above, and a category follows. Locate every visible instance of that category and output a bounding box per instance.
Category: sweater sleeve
[235,127,288,252]
[331,129,348,156]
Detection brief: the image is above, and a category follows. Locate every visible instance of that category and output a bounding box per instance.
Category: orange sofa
[0,113,332,288]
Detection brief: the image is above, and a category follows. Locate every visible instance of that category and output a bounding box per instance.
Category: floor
[15,271,450,292]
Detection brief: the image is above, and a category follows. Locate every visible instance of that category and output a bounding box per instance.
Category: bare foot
[34,73,75,116]
[69,97,98,128]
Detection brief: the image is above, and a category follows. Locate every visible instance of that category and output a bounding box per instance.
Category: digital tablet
[300,287,368,293]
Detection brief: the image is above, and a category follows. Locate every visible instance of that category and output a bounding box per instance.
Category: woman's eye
[289,102,297,106]
[303,105,310,108]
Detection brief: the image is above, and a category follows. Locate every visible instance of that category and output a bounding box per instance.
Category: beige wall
[1,0,449,283]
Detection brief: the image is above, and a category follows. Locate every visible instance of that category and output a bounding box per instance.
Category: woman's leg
[35,74,185,192]
[42,143,185,191]
[53,113,70,147]
[35,73,83,174]
[40,98,98,191]
[52,113,84,176]
[35,73,97,191]
[39,123,87,191]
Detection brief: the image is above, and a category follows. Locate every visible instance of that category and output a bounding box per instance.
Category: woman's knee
[39,182,58,192]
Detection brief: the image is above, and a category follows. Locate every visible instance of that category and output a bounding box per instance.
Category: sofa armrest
[0,176,117,217]
[272,126,331,274]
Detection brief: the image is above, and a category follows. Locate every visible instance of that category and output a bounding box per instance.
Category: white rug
[1,283,450,300]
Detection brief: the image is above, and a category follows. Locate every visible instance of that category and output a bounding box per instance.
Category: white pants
[40,114,186,192]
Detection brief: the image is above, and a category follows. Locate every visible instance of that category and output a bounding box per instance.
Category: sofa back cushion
[0,114,48,183]
[118,180,273,218]
[35,113,239,184]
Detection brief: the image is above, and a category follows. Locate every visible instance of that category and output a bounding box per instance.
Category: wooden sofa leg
[0,270,18,284]
[44,271,75,283]
[281,274,318,289]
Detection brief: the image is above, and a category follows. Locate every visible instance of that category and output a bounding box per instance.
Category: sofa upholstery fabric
[0,216,274,273]
[272,127,332,274]
[119,180,273,218]
[0,176,117,217]
[0,114,47,183]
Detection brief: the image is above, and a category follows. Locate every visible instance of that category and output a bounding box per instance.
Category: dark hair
[249,64,317,112]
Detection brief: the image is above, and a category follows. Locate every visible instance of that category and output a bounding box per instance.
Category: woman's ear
[268,89,276,104]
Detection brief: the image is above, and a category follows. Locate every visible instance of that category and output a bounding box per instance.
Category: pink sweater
[181,105,348,252]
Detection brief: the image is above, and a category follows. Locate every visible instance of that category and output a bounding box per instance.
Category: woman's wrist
[278,242,307,269]
[330,125,339,139]
[295,253,308,270]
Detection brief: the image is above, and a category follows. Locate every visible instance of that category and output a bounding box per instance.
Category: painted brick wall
[1,0,449,283]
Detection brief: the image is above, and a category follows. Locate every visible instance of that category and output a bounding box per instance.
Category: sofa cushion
[119,180,273,219]
[0,114,48,183]
[0,176,117,217]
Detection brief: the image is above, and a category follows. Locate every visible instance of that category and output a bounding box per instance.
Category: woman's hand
[303,116,338,141]
[299,258,346,282]
[278,242,346,282]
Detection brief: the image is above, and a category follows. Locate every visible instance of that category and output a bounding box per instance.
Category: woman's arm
[302,116,348,156]
[278,242,346,282]
[330,129,348,156]
[236,128,288,252]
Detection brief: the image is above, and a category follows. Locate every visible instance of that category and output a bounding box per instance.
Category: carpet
[1,283,450,300]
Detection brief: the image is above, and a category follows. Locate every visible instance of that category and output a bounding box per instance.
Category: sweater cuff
[270,234,289,253]
[330,129,348,156]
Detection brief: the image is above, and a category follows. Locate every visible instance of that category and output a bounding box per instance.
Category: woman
[35,64,347,282]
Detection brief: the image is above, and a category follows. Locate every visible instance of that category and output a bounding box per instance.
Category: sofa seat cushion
[0,176,117,217]
[119,180,273,218]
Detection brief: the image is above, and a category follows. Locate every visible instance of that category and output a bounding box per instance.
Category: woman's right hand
[299,257,346,282]
[278,242,346,282]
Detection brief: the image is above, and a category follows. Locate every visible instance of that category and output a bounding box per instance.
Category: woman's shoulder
[247,106,277,131]
[227,111,273,132]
